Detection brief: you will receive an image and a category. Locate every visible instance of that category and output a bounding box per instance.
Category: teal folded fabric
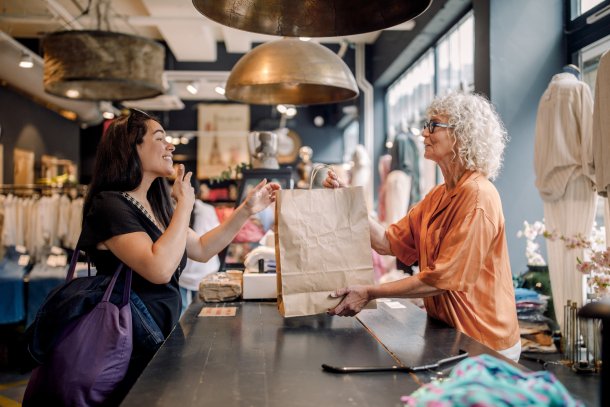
[401,354,582,406]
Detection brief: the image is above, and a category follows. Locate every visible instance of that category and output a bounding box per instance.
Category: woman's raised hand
[171,164,195,208]
[322,170,347,189]
[243,179,281,215]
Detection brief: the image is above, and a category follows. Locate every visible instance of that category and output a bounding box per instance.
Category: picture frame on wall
[14,148,34,185]
[197,131,250,179]
[197,103,251,179]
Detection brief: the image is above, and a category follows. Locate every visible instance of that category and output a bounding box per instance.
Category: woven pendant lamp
[42,30,165,101]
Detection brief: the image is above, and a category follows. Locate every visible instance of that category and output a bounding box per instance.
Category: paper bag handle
[310,164,333,190]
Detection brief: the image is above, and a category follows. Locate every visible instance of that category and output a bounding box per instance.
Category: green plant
[210,162,251,184]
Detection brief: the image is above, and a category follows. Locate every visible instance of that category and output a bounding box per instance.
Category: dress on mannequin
[389,130,421,207]
[592,51,610,244]
[377,154,392,224]
[534,69,597,330]
[351,144,372,210]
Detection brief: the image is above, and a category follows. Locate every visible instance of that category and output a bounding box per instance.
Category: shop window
[386,49,435,138]
[578,34,610,91]
[571,0,606,19]
[436,12,474,96]
[384,11,474,195]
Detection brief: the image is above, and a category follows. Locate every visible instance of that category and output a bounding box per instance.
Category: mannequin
[593,51,610,245]
[350,144,372,210]
[377,154,392,224]
[388,124,421,214]
[562,64,581,79]
[249,131,279,169]
[534,66,597,330]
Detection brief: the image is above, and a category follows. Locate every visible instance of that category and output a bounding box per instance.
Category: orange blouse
[386,171,520,351]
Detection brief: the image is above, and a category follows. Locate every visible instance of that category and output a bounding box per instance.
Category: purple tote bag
[23,252,133,407]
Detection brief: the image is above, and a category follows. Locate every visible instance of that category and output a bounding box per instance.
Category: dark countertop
[122,300,598,406]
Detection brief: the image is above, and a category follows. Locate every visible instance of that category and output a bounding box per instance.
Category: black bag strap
[65,246,93,281]
[66,246,132,308]
[65,247,81,282]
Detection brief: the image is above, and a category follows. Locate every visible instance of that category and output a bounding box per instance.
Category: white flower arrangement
[519,219,609,295]
[516,220,547,266]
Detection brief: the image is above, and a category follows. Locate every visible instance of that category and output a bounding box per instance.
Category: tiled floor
[0,371,29,406]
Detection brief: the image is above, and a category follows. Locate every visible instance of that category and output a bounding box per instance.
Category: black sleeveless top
[79,191,186,337]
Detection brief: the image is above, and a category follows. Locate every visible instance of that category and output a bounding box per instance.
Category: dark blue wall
[0,86,80,184]
[485,0,564,274]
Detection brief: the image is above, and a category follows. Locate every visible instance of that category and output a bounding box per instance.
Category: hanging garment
[534,72,595,201]
[534,73,597,332]
[384,170,411,225]
[593,51,610,197]
[390,131,421,206]
[593,51,610,244]
[543,175,596,329]
[377,154,392,223]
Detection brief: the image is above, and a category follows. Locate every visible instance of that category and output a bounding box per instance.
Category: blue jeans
[179,287,198,316]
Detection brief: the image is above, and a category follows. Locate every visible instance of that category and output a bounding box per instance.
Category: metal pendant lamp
[42,30,165,101]
[225,38,358,105]
[192,0,432,37]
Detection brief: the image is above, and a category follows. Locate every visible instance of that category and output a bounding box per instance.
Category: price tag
[15,245,27,254]
[50,246,64,255]
[198,307,237,317]
[18,255,31,266]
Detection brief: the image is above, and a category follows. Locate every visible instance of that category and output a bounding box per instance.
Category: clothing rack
[0,183,88,197]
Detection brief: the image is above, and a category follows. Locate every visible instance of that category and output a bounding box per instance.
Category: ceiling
[0,0,418,118]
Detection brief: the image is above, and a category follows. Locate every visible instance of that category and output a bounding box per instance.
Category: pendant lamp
[225,38,358,105]
[42,30,165,101]
[192,0,432,37]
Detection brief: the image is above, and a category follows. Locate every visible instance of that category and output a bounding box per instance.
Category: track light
[285,106,297,118]
[214,86,225,95]
[186,81,199,95]
[19,52,33,68]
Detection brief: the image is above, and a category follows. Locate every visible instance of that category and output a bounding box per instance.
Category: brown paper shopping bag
[274,186,375,317]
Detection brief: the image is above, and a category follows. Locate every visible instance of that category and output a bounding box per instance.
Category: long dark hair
[83,109,173,228]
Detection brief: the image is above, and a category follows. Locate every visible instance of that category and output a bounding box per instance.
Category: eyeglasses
[423,120,455,134]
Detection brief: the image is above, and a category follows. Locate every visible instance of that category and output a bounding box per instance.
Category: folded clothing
[401,354,581,406]
[515,287,542,302]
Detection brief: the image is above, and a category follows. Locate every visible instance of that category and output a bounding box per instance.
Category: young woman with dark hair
[79,109,280,399]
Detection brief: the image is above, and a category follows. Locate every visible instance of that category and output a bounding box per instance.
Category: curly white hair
[426,92,508,180]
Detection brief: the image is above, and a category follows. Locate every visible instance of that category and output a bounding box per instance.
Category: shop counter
[121,300,595,406]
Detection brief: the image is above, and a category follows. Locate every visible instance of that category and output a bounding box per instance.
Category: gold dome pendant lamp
[42,30,165,101]
[225,37,358,105]
[192,0,432,37]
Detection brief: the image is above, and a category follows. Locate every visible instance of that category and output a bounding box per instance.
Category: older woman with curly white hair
[323,92,521,361]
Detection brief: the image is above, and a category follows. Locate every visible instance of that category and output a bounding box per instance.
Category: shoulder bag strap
[101,263,132,308]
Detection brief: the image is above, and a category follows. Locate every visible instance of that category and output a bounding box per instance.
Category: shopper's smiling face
[137,119,175,178]
[422,114,457,164]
